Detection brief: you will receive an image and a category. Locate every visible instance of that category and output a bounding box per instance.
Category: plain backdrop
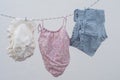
[0,0,120,80]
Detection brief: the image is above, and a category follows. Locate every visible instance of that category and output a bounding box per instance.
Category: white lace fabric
[7,19,35,61]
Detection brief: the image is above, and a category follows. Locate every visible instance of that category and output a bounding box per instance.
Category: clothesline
[0,0,100,21]
[0,13,74,21]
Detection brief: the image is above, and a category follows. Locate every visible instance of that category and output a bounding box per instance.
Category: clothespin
[25,17,27,21]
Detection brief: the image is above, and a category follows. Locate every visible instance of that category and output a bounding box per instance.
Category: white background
[0,0,120,80]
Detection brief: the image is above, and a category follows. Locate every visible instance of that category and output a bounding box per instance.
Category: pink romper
[38,17,70,77]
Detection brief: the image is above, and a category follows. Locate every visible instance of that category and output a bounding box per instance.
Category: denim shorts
[70,9,108,56]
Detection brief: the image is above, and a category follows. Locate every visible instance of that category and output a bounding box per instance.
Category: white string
[0,13,73,21]
[0,0,100,21]
[88,0,100,8]
[0,14,16,19]
[31,14,73,21]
